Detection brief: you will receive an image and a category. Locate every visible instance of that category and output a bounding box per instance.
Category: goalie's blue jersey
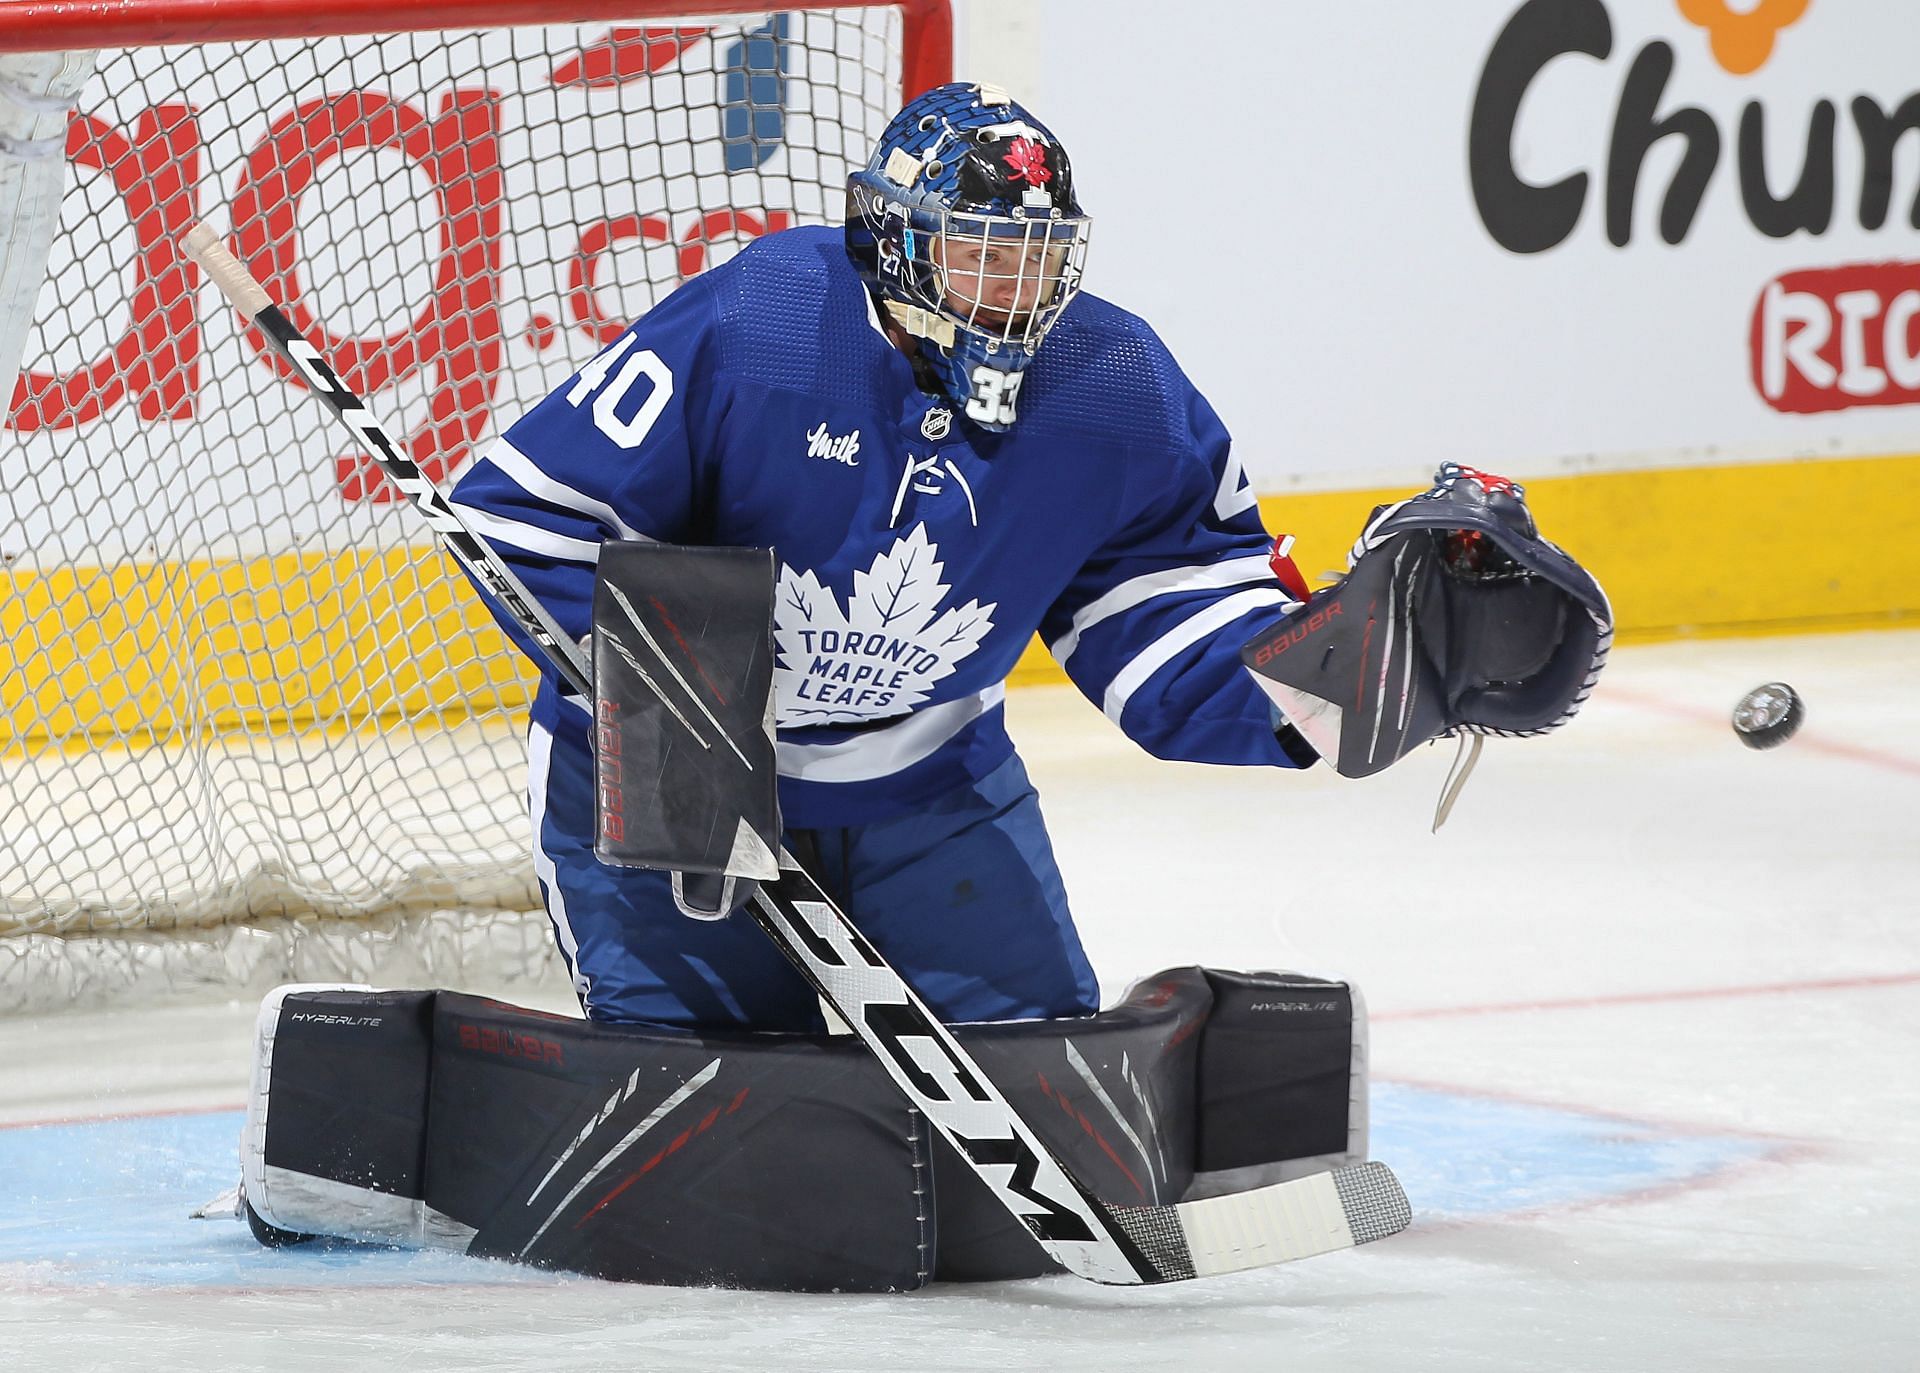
[450,226,1303,828]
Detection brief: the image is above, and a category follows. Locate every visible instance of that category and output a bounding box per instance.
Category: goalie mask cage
[0,0,950,1013]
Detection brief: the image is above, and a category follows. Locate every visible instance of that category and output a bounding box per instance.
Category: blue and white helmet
[847,82,1091,431]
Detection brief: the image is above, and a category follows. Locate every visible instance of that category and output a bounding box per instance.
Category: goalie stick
[182,222,1410,1285]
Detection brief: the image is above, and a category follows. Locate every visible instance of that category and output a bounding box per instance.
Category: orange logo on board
[1674,0,1809,76]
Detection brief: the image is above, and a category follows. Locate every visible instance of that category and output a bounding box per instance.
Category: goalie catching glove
[1241,464,1611,823]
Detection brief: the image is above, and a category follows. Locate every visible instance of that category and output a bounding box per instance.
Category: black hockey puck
[1732,682,1804,750]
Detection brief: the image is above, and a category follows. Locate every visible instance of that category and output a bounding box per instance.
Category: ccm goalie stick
[182,222,1409,1285]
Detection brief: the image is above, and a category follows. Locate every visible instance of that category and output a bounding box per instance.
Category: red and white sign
[1751,262,1920,415]
[5,22,860,529]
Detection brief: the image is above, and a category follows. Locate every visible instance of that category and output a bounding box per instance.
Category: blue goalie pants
[529,721,1101,1028]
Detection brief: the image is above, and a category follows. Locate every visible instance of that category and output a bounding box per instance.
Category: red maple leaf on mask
[1002,136,1052,187]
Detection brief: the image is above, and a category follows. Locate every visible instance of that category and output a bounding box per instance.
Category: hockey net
[0,1,947,1013]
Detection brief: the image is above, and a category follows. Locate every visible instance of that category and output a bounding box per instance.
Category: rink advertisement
[3,17,822,528]
[1467,0,1920,422]
[1025,0,1912,487]
[1750,261,1920,415]
[1019,0,1920,649]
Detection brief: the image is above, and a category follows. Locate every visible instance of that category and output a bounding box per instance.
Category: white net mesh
[0,6,906,1012]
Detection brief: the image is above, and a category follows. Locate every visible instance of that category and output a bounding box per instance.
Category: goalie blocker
[233,968,1369,1291]
[590,541,783,919]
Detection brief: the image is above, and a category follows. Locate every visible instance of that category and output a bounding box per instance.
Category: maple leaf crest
[1002,136,1052,188]
[773,525,998,726]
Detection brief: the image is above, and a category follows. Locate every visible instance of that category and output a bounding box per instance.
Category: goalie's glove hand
[1348,464,1529,577]
[1363,463,1612,745]
[1388,463,1611,740]
[1244,463,1612,822]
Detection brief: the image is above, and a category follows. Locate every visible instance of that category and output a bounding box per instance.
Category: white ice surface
[3,631,1917,1372]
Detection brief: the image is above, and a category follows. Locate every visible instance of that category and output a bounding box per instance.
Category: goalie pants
[529,721,1101,1029]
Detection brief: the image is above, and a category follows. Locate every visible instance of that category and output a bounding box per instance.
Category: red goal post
[0,1,950,1012]
[0,0,952,90]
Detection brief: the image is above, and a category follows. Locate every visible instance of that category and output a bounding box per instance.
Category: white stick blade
[1180,1162,1409,1278]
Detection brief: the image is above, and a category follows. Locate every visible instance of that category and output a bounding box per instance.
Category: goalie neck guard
[846,82,1091,432]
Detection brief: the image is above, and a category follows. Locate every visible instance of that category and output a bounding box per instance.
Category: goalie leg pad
[247,985,933,1291]
[1188,969,1369,1199]
[242,967,1369,1290]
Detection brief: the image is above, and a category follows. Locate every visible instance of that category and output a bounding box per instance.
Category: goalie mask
[847,82,1091,432]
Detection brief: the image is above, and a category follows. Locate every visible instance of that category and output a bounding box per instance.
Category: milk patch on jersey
[805,422,861,465]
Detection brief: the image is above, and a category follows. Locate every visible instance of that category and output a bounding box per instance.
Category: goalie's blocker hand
[1242,464,1612,779]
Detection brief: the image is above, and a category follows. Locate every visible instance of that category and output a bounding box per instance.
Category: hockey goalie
[209,82,1608,1291]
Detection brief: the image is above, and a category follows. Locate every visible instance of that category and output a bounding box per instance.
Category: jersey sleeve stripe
[776,684,1006,783]
[1100,587,1294,723]
[448,498,605,564]
[860,283,892,342]
[1050,553,1277,666]
[526,722,591,1006]
[481,437,650,543]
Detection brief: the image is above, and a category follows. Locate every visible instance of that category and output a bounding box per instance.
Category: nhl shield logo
[920,407,953,440]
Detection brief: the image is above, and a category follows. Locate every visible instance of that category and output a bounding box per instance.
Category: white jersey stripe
[481,437,650,542]
[527,721,590,1005]
[1050,554,1278,667]
[776,684,1006,783]
[1101,587,1293,723]
[449,497,604,564]
[861,282,891,342]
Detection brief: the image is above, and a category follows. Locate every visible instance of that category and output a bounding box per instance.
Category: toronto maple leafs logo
[774,525,997,725]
